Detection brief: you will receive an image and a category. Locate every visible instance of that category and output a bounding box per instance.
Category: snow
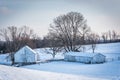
[92,42,120,54]
[35,48,64,61]
[21,42,120,79]
[34,42,120,61]
[0,42,120,80]
[22,61,120,79]
[65,52,103,57]
[85,42,120,54]
[0,64,108,80]
[84,42,120,61]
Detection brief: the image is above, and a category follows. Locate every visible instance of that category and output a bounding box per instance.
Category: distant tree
[0,26,36,65]
[0,26,18,64]
[49,12,90,52]
[44,34,62,59]
[18,26,37,48]
[112,30,119,41]
[0,40,5,54]
[88,33,99,53]
[80,24,91,44]
[102,30,119,43]
[108,30,112,42]
[101,32,108,43]
[32,36,43,48]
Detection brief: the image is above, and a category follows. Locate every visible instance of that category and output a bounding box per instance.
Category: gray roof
[65,52,105,57]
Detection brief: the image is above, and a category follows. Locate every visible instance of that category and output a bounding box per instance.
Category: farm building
[64,52,106,64]
[14,46,40,64]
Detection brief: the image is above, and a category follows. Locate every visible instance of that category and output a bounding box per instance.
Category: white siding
[64,55,76,62]
[64,52,106,64]
[75,56,91,63]
[14,46,39,63]
[92,54,106,63]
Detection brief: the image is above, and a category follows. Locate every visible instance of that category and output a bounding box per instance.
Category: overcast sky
[0,0,120,37]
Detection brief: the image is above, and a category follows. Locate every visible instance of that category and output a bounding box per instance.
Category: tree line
[0,12,120,53]
[0,12,120,64]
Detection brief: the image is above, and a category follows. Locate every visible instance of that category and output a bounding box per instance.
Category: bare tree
[103,30,119,43]
[44,34,62,59]
[108,30,112,42]
[101,32,108,43]
[112,30,119,41]
[49,12,90,52]
[18,26,37,48]
[0,40,5,54]
[80,24,91,44]
[0,26,36,65]
[88,33,99,53]
[0,26,19,64]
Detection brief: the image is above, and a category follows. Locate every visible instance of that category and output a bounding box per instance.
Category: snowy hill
[34,42,120,61]
[22,61,120,79]
[84,42,120,61]
[0,65,109,80]
[83,42,120,54]
[0,42,120,63]
[0,42,120,80]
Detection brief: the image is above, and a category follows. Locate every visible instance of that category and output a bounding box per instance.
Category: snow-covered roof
[65,52,103,57]
[15,45,37,54]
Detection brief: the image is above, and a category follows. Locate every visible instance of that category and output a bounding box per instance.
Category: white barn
[64,52,106,64]
[14,46,39,64]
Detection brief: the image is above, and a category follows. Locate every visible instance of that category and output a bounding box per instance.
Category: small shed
[14,46,40,64]
[64,52,106,64]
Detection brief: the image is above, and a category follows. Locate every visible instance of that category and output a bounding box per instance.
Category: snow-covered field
[0,64,109,80]
[0,42,120,80]
[85,42,120,60]
[22,61,120,79]
[34,42,120,62]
